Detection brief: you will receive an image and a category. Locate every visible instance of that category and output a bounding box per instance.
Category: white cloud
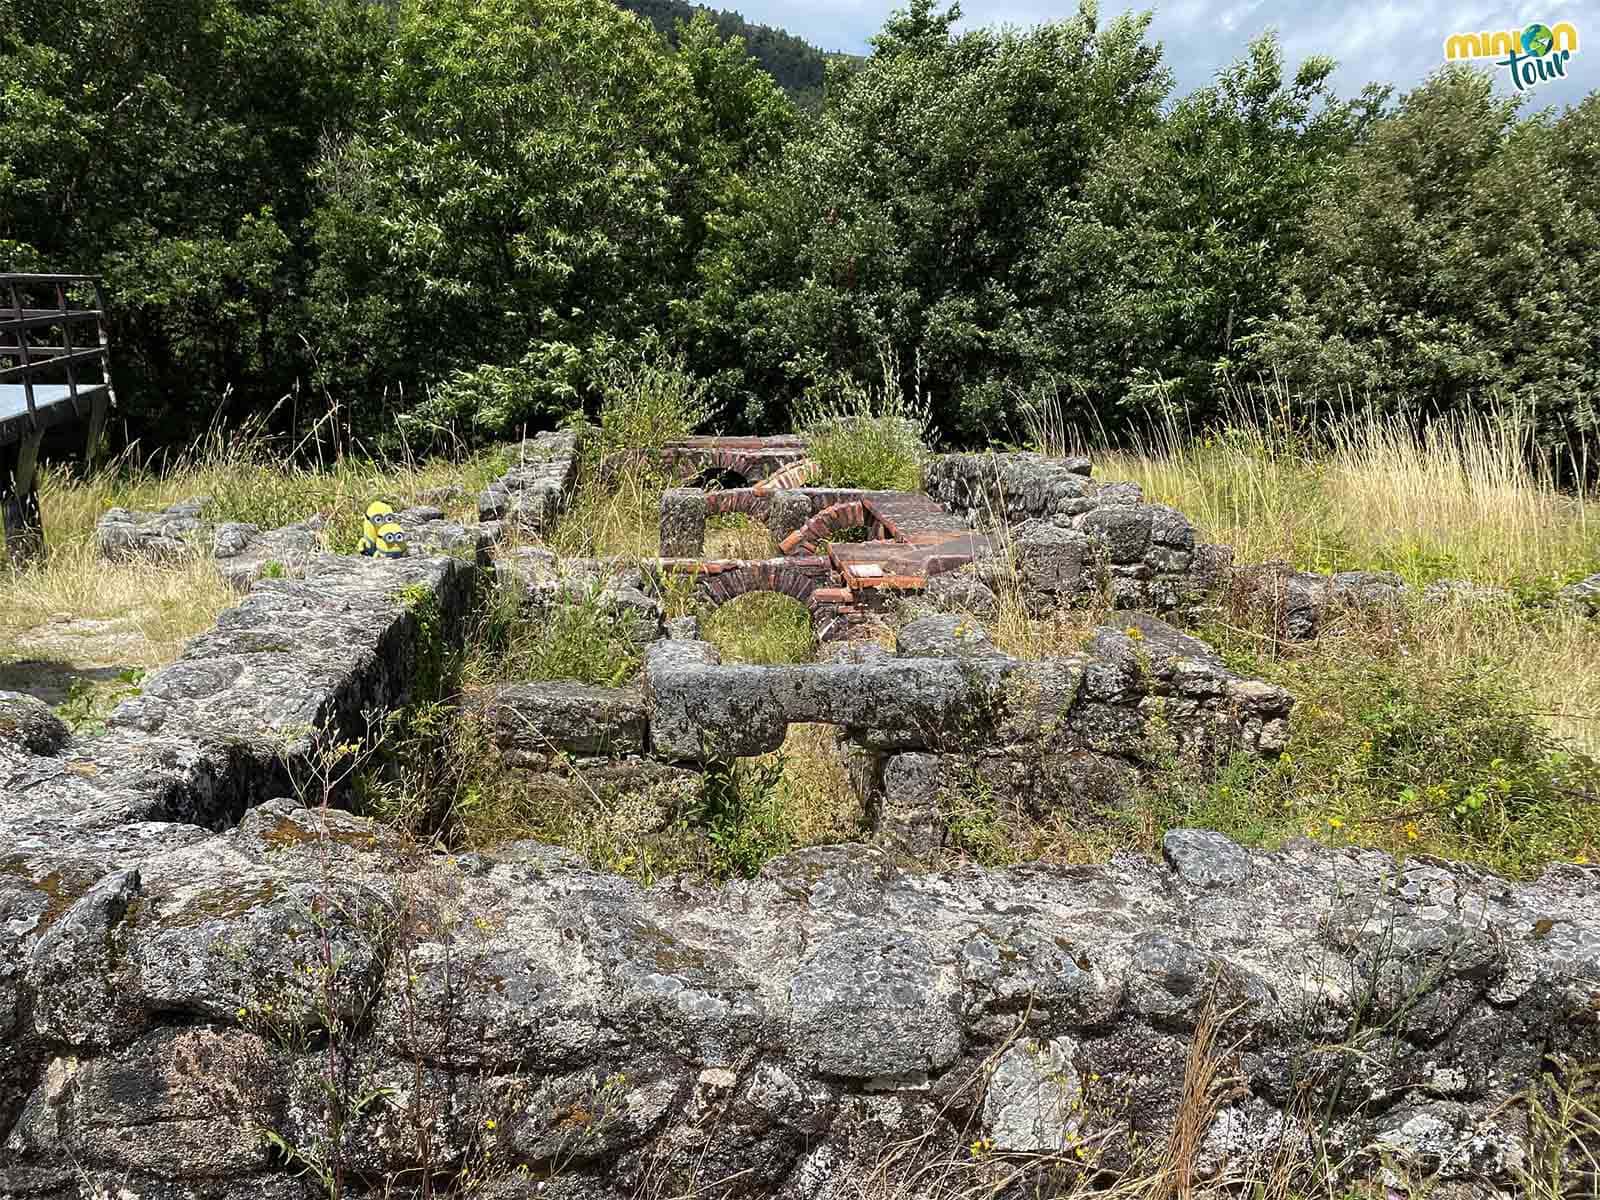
[728,0,1598,104]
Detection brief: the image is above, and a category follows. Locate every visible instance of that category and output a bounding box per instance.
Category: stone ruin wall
[2,443,1598,1197]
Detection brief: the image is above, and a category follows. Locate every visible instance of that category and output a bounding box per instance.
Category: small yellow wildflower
[484,1118,497,1131]
[1328,817,1344,830]
[1404,822,1420,841]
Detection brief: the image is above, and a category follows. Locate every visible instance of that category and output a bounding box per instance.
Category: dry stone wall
[3,791,1596,1198]
[477,428,581,534]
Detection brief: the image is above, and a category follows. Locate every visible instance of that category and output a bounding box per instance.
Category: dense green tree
[5,0,1598,456]
[0,0,385,439]
[1248,68,1600,449]
[305,0,792,441]
[689,0,1172,436]
[1022,34,1383,427]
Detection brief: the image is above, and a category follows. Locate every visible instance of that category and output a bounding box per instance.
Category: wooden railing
[0,273,117,562]
[0,272,117,448]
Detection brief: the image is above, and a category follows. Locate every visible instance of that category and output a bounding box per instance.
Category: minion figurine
[359,500,409,558]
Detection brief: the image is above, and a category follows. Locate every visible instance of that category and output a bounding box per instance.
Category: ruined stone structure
[660,451,1241,641]
[5,440,1599,1196]
[660,434,810,485]
[477,429,581,535]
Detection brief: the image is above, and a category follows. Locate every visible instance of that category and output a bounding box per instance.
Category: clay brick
[811,587,853,604]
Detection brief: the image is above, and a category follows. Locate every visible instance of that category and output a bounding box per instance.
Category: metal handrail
[0,273,113,424]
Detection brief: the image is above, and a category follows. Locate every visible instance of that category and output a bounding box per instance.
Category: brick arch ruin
[777,500,870,556]
[693,557,836,609]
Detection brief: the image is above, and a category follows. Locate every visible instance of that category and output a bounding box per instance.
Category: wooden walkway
[1,273,117,563]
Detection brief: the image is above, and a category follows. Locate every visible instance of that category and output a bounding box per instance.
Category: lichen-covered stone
[765,489,814,542]
[925,452,1095,526]
[0,691,68,756]
[1008,522,1101,614]
[495,547,664,641]
[894,614,1001,659]
[1078,503,1153,564]
[95,497,211,563]
[1423,578,1515,606]
[478,429,581,532]
[4,812,1595,1197]
[389,505,496,565]
[921,564,1000,622]
[212,515,324,591]
[666,615,701,640]
[983,1037,1082,1153]
[471,681,648,758]
[1163,827,1251,889]
[660,487,708,558]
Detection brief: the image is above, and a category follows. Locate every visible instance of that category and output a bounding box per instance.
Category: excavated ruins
[1,432,1598,1198]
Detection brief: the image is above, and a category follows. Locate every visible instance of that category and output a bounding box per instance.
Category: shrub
[474,584,652,689]
[1160,607,1600,878]
[405,342,588,442]
[794,359,932,491]
[589,344,721,461]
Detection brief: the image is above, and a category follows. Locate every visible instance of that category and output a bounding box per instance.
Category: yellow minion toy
[359,500,408,558]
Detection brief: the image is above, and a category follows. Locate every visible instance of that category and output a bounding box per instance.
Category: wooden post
[0,430,45,564]
[87,279,115,467]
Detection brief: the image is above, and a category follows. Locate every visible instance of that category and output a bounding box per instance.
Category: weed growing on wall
[795,350,933,491]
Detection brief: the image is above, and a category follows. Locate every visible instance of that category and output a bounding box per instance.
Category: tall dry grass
[1,428,504,669]
[1092,401,1595,588]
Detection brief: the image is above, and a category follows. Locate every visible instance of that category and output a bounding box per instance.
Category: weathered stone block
[1163,828,1251,889]
[0,691,68,756]
[765,489,814,542]
[983,1038,1082,1153]
[212,516,324,592]
[1010,522,1100,614]
[1078,503,1152,564]
[477,428,581,532]
[894,613,1002,659]
[660,487,708,558]
[95,497,211,563]
[1559,572,1600,615]
[789,929,962,1079]
[875,751,944,857]
[643,640,1009,761]
[472,681,648,758]
[922,565,1000,622]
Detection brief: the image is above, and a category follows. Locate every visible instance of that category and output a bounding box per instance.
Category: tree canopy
[4,0,1597,454]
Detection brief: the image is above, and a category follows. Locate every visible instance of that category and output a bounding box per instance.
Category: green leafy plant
[794,351,932,491]
[693,754,792,879]
[54,667,146,735]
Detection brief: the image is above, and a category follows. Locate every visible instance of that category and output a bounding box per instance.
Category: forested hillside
[3,0,1597,459]
[619,0,837,105]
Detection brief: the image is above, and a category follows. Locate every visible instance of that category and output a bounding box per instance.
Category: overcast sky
[747,0,1597,107]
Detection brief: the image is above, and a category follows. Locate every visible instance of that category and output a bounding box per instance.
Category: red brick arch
[695,560,833,608]
[778,501,869,556]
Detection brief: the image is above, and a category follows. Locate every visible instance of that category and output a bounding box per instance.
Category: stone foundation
[3,801,1595,1198]
[10,443,1595,1196]
[477,428,581,533]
